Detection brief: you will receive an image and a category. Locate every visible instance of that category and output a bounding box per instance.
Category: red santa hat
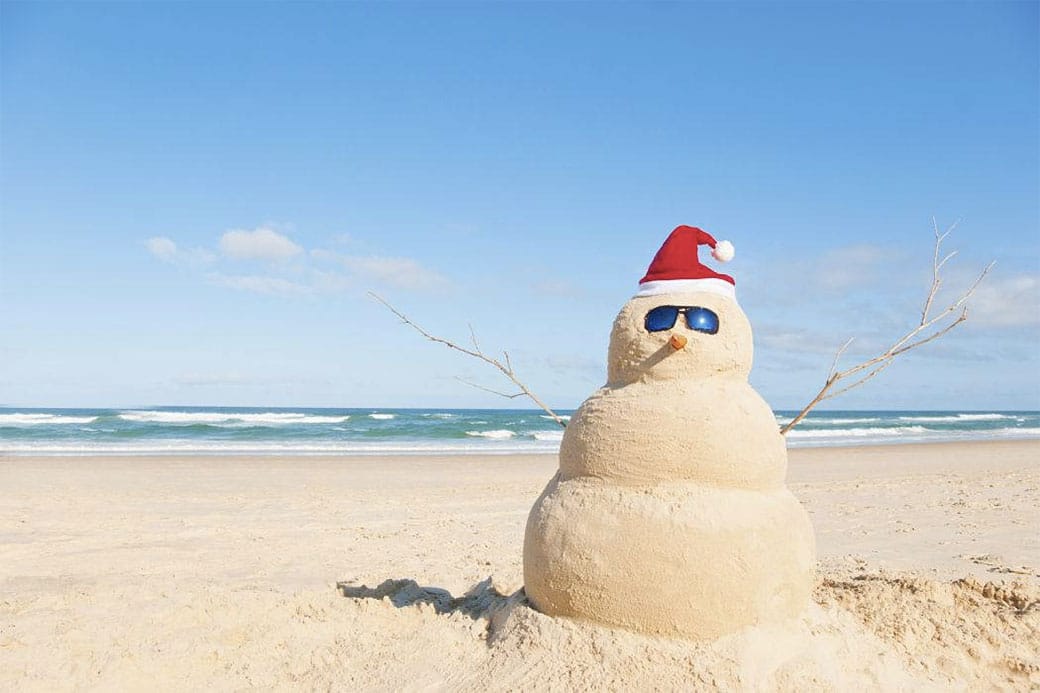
[637,225,736,298]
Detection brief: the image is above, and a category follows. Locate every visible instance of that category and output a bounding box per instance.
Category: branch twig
[454,376,525,399]
[369,292,568,428]
[780,223,992,435]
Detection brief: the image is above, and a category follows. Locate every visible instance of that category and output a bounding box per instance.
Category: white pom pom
[712,240,735,263]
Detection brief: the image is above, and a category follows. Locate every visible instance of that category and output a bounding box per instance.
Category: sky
[1,1,1038,411]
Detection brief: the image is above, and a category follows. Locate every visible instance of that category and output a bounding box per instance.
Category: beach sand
[2,440,1037,690]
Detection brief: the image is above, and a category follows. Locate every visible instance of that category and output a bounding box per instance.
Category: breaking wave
[118,411,350,425]
[0,413,99,426]
[465,429,516,439]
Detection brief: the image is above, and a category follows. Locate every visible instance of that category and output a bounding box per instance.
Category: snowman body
[523,283,815,640]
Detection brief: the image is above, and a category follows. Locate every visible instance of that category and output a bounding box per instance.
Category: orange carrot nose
[669,334,687,351]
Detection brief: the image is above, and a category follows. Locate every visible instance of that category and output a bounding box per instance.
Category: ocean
[1,407,1038,455]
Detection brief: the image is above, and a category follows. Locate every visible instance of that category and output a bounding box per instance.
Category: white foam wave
[787,426,929,439]
[465,429,516,439]
[532,431,564,442]
[786,426,1040,448]
[811,417,884,425]
[368,413,396,420]
[897,413,1015,423]
[0,413,98,426]
[540,414,571,421]
[3,427,1036,456]
[118,411,349,425]
[423,413,456,419]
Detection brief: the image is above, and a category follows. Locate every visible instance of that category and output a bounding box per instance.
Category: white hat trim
[635,278,736,299]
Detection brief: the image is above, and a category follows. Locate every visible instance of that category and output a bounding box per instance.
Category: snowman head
[606,226,752,386]
[607,292,753,385]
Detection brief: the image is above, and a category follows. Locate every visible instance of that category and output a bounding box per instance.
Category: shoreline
[3,436,1037,463]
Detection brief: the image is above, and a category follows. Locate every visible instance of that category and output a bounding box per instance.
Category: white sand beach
[2,440,1038,690]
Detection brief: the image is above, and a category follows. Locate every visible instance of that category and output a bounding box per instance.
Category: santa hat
[637,225,736,298]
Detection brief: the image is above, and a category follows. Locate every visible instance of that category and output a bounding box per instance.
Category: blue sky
[1,1,1037,410]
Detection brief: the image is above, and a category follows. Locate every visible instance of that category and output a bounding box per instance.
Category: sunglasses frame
[644,305,720,335]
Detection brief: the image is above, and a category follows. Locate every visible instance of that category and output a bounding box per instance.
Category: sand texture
[2,440,1038,691]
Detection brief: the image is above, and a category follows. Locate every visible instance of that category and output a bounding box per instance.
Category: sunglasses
[644,305,720,334]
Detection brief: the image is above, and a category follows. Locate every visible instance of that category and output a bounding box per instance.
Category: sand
[1,440,1037,691]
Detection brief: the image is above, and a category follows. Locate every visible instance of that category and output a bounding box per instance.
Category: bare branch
[822,358,894,401]
[369,292,568,429]
[936,250,957,274]
[454,376,525,399]
[780,224,991,436]
[828,337,855,381]
[890,309,967,357]
[922,218,959,324]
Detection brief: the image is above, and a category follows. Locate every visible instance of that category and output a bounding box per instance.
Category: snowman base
[523,475,815,640]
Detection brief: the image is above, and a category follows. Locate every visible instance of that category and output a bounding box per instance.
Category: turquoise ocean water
[1,407,1038,455]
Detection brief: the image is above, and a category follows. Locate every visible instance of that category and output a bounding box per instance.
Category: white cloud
[149,226,451,296]
[310,268,354,292]
[145,236,215,265]
[219,226,303,261]
[334,254,448,290]
[309,248,338,262]
[145,236,179,262]
[815,244,887,291]
[967,274,1040,327]
[208,273,310,296]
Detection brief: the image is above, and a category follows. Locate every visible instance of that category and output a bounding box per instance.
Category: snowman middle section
[523,289,815,641]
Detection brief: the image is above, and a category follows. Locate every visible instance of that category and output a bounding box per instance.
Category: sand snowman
[523,225,815,640]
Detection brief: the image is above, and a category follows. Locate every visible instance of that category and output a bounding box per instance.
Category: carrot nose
[669,334,687,351]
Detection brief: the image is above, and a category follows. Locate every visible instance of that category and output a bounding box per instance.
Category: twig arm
[780,224,991,436]
[369,292,568,428]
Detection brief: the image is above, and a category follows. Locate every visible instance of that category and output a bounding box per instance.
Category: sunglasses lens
[645,306,679,332]
[685,307,719,334]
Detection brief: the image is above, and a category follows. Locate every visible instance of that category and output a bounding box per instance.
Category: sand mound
[446,570,1036,691]
[814,572,1039,689]
[9,569,1034,691]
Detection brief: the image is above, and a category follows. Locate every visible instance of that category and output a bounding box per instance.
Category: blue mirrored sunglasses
[644,306,719,335]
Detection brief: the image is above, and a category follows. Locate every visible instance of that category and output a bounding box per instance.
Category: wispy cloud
[312,249,448,290]
[968,274,1040,327]
[147,225,448,296]
[219,226,302,261]
[339,255,448,290]
[814,244,888,291]
[208,273,311,296]
[145,236,215,266]
[145,236,178,262]
[742,242,902,306]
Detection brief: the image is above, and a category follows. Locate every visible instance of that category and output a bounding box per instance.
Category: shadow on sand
[336,577,518,620]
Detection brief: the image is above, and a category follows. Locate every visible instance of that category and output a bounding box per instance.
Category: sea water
[0,407,1037,455]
